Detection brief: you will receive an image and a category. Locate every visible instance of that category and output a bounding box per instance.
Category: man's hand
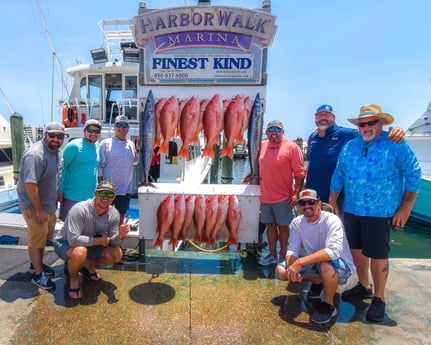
[119,216,131,239]
[286,259,303,282]
[387,127,405,143]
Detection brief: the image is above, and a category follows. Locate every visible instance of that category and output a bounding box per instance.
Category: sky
[1,0,431,141]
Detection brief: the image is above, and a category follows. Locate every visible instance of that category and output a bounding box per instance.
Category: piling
[10,113,24,185]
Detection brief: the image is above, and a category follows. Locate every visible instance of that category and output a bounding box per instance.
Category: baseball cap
[115,115,129,124]
[298,189,320,201]
[95,181,115,194]
[266,120,284,130]
[45,122,65,134]
[84,119,102,129]
[315,104,334,115]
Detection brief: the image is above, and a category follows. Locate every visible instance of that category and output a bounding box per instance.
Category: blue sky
[1,0,430,140]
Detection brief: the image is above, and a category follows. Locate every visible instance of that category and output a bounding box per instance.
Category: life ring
[62,105,78,128]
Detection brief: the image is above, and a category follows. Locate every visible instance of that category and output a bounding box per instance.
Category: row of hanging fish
[139,91,263,186]
[154,94,252,160]
[154,194,241,250]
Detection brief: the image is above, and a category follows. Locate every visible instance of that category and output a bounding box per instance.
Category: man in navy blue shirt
[306,104,404,203]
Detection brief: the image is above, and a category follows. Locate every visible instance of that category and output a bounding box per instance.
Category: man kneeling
[54,181,130,300]
[276,189,355,324]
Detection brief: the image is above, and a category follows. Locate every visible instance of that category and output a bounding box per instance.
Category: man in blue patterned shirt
[329,104,421,323]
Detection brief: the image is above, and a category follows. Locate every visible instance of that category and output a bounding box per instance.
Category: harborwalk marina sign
[133,6,277,85]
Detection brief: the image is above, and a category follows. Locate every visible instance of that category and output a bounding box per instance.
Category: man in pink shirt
[258,120,306,266]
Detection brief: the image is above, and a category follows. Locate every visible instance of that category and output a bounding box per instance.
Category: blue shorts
[343,212,391,259]
[113,194,131,214]
[260,200,293,226]
[278,258,352,285]
[54,240,106,261]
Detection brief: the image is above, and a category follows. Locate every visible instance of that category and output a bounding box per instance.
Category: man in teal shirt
[59,119,101,220]
[329,104,421,323]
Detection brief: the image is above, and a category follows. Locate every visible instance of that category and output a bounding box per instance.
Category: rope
[187,240,229,253]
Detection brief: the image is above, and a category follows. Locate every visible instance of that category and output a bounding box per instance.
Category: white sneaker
[258,254,279,266]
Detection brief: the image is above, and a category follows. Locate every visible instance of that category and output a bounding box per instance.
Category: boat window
[88,75,102,119]
[79,78,86,104]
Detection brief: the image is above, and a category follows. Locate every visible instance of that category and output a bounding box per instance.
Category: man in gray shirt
[54,181,130,300]
[18,122,65,291]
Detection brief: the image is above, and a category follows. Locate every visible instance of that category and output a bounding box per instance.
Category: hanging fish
[140,90,156,186]
[247,93,264,185]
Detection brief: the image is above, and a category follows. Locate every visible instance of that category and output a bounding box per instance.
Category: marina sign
[133,6,277,85]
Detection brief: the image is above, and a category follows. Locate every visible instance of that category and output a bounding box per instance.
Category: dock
[0,245,430,345]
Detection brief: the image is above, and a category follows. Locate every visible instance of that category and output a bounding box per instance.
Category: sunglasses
[47,133,65,140]
[357,119,379,128]
[115,123,129,129]
[97,191,115,198]
[298,199,319,207]
[267,127,282,133]
[86,128,101,134]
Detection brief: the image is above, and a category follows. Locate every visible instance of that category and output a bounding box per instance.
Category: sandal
[88,271,103,281]
[68,287,82,300]
[80,267,102,281]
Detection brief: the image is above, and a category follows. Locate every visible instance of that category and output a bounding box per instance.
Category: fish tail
[227,236,238,246]
[220,147,233,159]
[169,238,178,249]
[154,238,163,249]
[178,147,189,159]
[202,146,214,158]
[159,142,169,155]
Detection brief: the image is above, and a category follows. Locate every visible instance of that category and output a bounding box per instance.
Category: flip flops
[64,262,102,281]
[80,266,103,281]
[68,286,82,300]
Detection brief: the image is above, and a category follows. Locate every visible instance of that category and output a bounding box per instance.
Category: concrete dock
[0,245,430,345]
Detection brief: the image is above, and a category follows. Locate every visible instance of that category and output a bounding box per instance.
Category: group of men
[17,103,421,321]
[18,115,139,299]
[257,104,421,324]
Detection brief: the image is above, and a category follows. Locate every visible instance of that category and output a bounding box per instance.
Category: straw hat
[348,104,394,126]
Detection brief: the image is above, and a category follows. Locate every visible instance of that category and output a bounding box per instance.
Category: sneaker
[311,301,338,324]
[307,283,323,300]
[29,263,55,277]
[366,297,385,322]
[31,273,56,291]
[258,254,279,266]
[341,282,373,301]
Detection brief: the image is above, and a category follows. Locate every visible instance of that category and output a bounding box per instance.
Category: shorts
[22,208,56,248]
[260,200,293,226]
[343,212,391,259]
[59,198,78,221]
[278,258,352,285]
[113,194,131,214]
[54,240,106,261]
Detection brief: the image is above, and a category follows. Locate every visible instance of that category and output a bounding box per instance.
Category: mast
[34,0,69,120]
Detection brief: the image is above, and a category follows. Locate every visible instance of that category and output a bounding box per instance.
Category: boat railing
[108,98,139,124]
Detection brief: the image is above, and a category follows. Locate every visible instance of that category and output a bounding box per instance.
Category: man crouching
[54,181,130,300]
[275,189,355,324]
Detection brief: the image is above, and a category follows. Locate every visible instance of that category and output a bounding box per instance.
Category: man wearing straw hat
[329,104,421,322]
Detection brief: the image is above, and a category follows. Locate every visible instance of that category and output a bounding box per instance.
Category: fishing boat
[61,19,211,189]
[406,100,431,224]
